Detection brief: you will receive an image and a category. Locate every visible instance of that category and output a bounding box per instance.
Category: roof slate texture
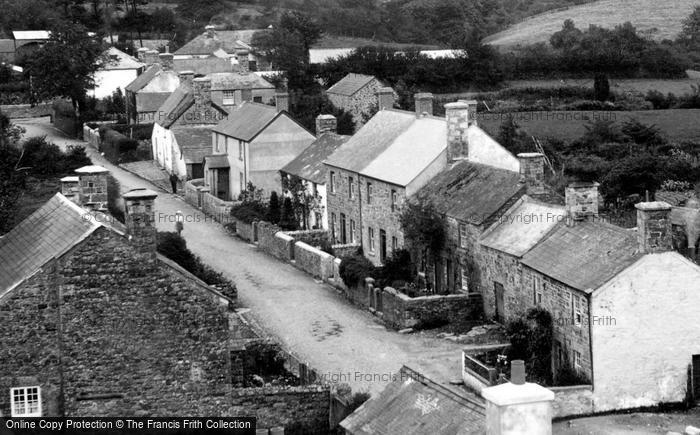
[324,109,447,187]
[521,220,641,292]
[102,47,144,70]
[0,194,98,296]
[416,160,524,225]
[205,155,230,169]
[172,126,213,164]
[174,29,263,56]
[480,196,566,257]
[125,64,161,93]
[156,86,194,128]
[340,366,484,435]
[209,72,274,90]
[211,102,279,141]
[327,73,377,96]
[281,132,350,184]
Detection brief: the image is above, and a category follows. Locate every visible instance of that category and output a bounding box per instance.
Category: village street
[17,117,468,396]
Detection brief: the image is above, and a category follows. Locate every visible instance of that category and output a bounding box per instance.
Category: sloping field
[506,77,700,95]
[485,0,698,48]
[478,109,700,143]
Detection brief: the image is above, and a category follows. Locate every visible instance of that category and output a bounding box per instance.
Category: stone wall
[83,124,101,148]
[479,246,523,321]
[325,166,362,246]
[1,103,52,119]
[53,110,78,137]
[550,385,594,418]
[184,178,204,208]
[232,217,255,242]
[332,243,361,259]
[228,386,330,434]
[284,229,329,248]
[257,221,294,261]
[359,176,405,266]
[327,78,382,129]
[380,286,483,330]
[200,188,234,223]
[294,242,334,280]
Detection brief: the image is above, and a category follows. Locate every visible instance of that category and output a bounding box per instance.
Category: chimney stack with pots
[236,50,250,73]
[481,360,554,435]
[192,76,213,122]
[158,52,174,70]
[123,188,158,260]
[414,92,434,117]
[565,182,600,225]
[275,92,289,112]
[144,49,160,66]
[518,153,546,195]
[137,47,149,62]
[445,101,470,163]
[315,114,337,137]
[377,87,395,110]
[178,70,195,89]
[205,25,216,38]
[75,165,109,211]
[635,201,673,254]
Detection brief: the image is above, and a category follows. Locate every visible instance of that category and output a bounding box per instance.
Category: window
[11,386,41,417]
[253,96,262,103]
[223,90,235,105]
[329,172,336,193]
[368,227,375,252]
[391,236,398,252]
[391,189,397,211]
[459,223,468,249]
[574,296,582,327]
[366,183,372,204]
[350,219,357,243]
[239,141,244,160]
[461,265,469,291]
[349,177,355,199]
[533,276,542,305]
[573,350,582,372]
[331,213,337,242]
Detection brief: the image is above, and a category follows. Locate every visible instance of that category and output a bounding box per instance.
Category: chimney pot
[517,153,546,195]
[275,92,289,113]
[205,25,216,37]
[414,92,434,117]
[377,87,395,110]
[565,182,600,225]
[635,201,673,254]
[315,114,337,136]
[510,360,526,385]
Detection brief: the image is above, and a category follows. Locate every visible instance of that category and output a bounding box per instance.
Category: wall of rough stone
[325,166,362,247]
[550,385,594,418]
[327,78,382,130]
[228,386,330,434]
[232,217,255,242]
[359,176,405,266]
[184,178,205,209]
[257,221,294,261]
[200,188,234,223]
[331,243,360,259]
[293,242,334,280]
[479,246,524,321]
[0,227,232,417]
[284,229,329,248]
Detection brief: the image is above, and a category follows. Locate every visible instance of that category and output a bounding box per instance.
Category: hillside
[484,0,698,48]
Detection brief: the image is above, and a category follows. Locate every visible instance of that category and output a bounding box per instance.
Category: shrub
[20,137,89,176]
[375,248,413,288]
[555,361,591,386]
[505,307,553,385]
[99,126,139,153]
[107,175,125,223]
[338,253,375,288]
[267,191,281,224]
[279,196,298,230]
[345,391,371,415]
[230,201,268,224]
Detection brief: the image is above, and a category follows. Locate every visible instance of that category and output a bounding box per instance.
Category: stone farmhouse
[125,50,180,124]
[206,97,316,200]
[174,26,270,72]
[151,73,228,181]
[0,176,235,416]
[326,73,395,129]
[280,114,350,230]
[89,47,144,99]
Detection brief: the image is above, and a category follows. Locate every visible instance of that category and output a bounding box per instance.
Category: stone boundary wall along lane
[381,287,483,330]
[550,385,594,418]
[257,221,294,261]
[294,241,334,280]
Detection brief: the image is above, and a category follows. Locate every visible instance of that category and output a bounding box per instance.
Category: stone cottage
[323,93,448,266]
[125,50,181,124]
[656,189,700,261]
[280,114,350,230]
[515,199,700,412]
[206,97,315,200]
[0,181,235,416]
[326,73,393,129]
[173,26,270,72]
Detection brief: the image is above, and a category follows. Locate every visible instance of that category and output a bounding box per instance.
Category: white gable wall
[467,126,520,173]
[590,252,700,411]
[90,69,139,99]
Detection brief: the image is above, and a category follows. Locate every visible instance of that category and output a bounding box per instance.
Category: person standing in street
[169,173,178,194]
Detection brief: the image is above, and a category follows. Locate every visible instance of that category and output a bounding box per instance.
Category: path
[16,117,468,395]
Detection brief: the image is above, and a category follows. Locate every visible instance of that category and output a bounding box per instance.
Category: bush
[345,391,371,414]
[99,126,139,153]
[19,137,90,176]
[339,253,375,288]
[505,307,553,385]
[107,175,125,223]
[230,201,268,224]
[375,248,413,288]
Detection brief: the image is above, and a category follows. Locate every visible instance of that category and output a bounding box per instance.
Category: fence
[461,344,511,393]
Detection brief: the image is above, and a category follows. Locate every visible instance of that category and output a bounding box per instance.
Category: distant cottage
[326,73,394,129]
[124,50,180,124]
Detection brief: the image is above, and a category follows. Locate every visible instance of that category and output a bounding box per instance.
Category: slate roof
[156,86,194,128]
[340,366,484,435]
[12,30,50,40]
[205,155,230,169]
[125,64,161,93]
[0,194,100,296]
[480,196,566,257]
[172,126,213,164]
[327,73,377,96]
[174,29,263,56]
[656,190,698,207]
[209,72,274,90]
[173,56,232,75]
[415,160,524,225]
[281,133,350,184]
[521,220,641,293]
[102,47,144,70]
[211,102,280,141]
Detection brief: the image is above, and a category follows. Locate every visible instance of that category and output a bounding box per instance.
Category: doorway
[494,282,505,323]
[379,229,387,263]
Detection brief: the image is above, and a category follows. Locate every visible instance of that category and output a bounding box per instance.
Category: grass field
[478,109,700,143]
[484,0,698,48]
[506,77,700,96]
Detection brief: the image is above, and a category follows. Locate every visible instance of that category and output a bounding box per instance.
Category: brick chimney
[144,49,159,66]
[75,165,109,211]
[377,87,395,110]
[315,114,337,136]
[236,50,249,73]
[178,70,195,89]
[192,76,213,121]
[635,201,673,254]
[158,52,174,70]
[123,188,158,258]
[414,92,434,117]
[445,101,470,163]
[481,360,554,435]
[275,92,289,112]
[137,47,149,62]
[565,182,600,225]
[518,153,546,195]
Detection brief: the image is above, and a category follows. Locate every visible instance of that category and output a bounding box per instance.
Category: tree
[0,111,28,234]
[279,196,298,231]
[678,5,700,46]
[593,73,610,102]
[399,198,446,281]
[267,191,281,224]
[25,22,106,121]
